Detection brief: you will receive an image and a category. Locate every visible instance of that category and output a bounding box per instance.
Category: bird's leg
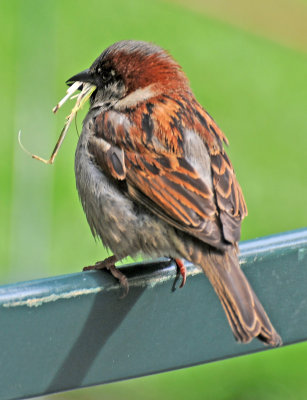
[83,255,129,297]
[174,258,186,288]
[83,255,118,271]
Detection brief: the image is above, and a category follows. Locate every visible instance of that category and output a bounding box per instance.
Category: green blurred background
[1,0,307,399]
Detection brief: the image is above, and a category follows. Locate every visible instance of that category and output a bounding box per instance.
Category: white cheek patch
[115,84,158,110]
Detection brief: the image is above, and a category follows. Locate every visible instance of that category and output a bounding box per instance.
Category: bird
[67,40,282,346]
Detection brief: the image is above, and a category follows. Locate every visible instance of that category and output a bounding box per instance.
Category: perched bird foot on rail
[83,255,129,297]
[171,258,187,291]
[174,258,186,288]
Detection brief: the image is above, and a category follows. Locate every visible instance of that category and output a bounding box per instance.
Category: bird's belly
[74,128,180,260]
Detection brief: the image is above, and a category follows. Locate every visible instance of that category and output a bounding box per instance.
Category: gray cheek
[91,81,126,109]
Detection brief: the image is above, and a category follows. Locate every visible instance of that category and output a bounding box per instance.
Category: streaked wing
[88,92,247,247]
[188,98,248,243]
[211,150,247,243]
[125,150,226,247]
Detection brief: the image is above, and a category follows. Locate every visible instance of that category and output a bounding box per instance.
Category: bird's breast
[74,112,181,259]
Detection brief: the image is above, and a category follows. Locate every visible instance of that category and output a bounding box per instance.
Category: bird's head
[66,40,189,109]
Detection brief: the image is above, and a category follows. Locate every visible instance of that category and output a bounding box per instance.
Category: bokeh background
[1,0,307,399]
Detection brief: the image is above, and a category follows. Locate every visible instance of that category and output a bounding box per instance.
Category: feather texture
[89,91,246,248]
[71,40,281,346]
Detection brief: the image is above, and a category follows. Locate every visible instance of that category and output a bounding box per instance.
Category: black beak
[66,68,93,86]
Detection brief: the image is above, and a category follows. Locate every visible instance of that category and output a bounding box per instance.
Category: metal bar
[0,228,306,400]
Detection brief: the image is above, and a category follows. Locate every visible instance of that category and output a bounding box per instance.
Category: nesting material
[19,81,96,164]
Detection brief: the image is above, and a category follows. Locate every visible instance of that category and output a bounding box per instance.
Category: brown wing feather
[190,101,248,243]
[89,92,247,248]
[124,151,225,248]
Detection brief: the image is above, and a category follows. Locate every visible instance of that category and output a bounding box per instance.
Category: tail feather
[199,246,282,346]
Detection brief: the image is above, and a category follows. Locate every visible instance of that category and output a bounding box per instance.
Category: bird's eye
[96,67,109,81]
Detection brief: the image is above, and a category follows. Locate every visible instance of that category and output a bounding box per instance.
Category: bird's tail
[198,246,282,346]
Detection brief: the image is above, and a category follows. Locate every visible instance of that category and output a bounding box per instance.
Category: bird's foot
[170,258,187,292]
[174,258,186,288]
[83,255,129,297]
[83,255,118,271]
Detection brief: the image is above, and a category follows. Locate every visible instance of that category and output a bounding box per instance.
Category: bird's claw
[83,255,129,297]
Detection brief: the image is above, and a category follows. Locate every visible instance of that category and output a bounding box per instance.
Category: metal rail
[0,228,306,400]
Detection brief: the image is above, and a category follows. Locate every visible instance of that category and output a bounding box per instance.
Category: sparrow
[67,40,282,346]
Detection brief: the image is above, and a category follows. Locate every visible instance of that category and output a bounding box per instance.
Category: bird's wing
[189,98,248,243]
[88,93,247,248]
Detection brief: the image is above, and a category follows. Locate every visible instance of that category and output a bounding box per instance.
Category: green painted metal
[0,229,306,400]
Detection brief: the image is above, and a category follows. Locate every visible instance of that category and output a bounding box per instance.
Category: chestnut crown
[67,40,189,99]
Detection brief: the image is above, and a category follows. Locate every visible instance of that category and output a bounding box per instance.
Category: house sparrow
[67,40,281,346]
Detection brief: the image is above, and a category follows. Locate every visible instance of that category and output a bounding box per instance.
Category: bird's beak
[66,69,94,86]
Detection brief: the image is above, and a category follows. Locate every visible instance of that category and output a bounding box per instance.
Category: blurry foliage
[0,0,306,399]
